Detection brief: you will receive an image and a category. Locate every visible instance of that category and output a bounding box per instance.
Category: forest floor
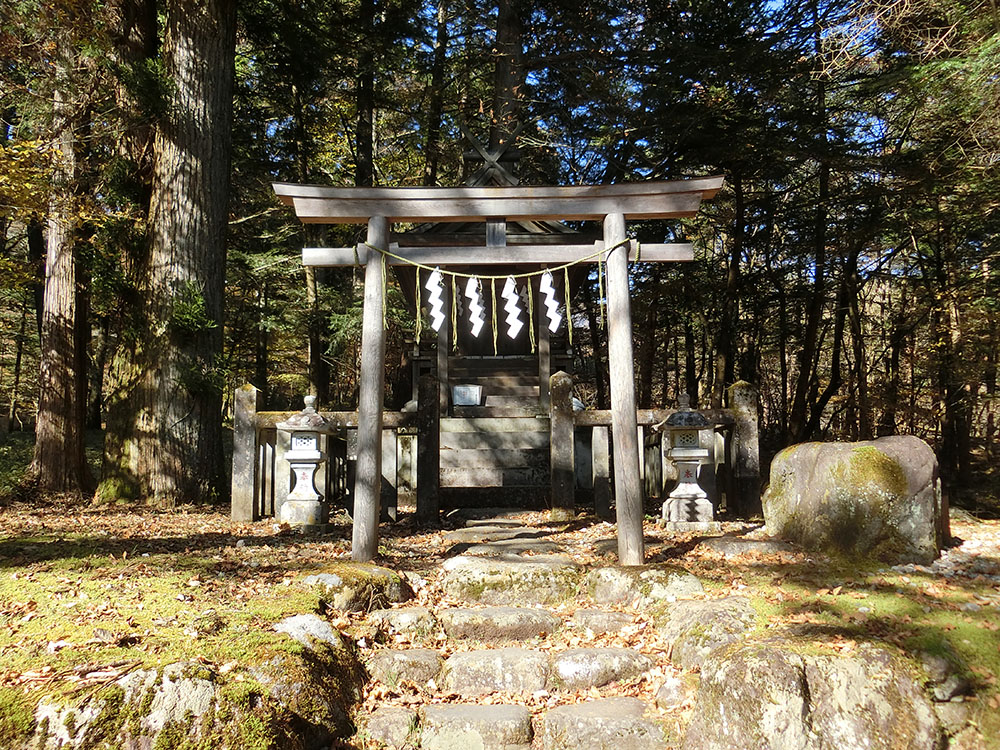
[0,494,998,746]
[0,430,999,746]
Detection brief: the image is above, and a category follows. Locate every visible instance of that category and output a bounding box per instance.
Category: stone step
[439,646,654,697]
[483,394,540,408]
[368,648,443,685]
[440,487,550,509]
[440,430,549,450]
[439,606,562,642]
[483,384,540,396]
[442,525,545,544]
[441,416,549,433]
[422,704,532,750]
[367,606,437,637]
[453,405,545,418]
[463,537,565,556]
[439,448,548,470]
[439,554,581,605]
[449,375,539,390]
[441,647,548,695]
[441,466,548,487]
[540,698,666,750]
[364,698,664,750]
[446,508,528,523]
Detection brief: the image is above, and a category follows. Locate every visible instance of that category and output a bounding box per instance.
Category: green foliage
[170,282,218,339]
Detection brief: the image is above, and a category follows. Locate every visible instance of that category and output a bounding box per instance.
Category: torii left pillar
[353,215,387,561]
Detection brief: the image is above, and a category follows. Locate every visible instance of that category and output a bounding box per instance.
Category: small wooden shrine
[268,147,723,563]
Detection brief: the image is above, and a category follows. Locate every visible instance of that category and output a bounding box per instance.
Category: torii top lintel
[272,176,725,224]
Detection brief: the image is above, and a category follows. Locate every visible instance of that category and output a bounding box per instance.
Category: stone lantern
[276,395,330,531]
[660,394,712,523]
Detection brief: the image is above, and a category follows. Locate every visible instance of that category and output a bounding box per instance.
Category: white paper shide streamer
[425,268,446,332]
[465,276,485,337]
[501,276,524,339]
[539,270,562,333]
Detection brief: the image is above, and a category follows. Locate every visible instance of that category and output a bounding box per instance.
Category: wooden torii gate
[273,177,724,564]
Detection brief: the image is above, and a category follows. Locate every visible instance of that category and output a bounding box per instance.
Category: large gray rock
[762,436,946,563]
[684,640,941,750]
[421,704,533,750]
[584,565,703,606]
[550,648,653,690]
[656,596,757,669]
[541,697,665,750]
[442,647,549,696]
[440,606,562,642]
[439,555,581,605]
[302,563,413,611]
[32,629,367,750]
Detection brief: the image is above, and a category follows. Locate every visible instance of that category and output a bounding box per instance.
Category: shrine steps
[354,513,677,750]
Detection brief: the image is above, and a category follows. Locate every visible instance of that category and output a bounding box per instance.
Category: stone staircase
[351,513,714,750]
[441,359,551,507]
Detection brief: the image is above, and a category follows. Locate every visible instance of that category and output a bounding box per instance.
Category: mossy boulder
[28,615,366,750]
[762,436,946,564]
[302,563,413,612]
[683,640,941,750]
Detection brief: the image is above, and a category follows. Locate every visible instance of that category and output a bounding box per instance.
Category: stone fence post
[727,381,761,517]
[549,370,575,521]
[231,384,261,522]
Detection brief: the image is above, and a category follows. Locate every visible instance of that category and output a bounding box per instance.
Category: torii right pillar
[604,213,645,565]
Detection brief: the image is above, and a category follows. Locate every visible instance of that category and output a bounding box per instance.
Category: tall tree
[101,0,236,505]
[29,20,93,492]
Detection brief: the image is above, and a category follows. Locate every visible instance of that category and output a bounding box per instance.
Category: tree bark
[98,0,159,502]
[711,173,743,409]
[30,35,92,493]
[356,0,375,188]
[122,0,236,506]
[423,0,450,186]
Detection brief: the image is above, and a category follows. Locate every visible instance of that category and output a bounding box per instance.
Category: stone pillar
[728,381,761,517]
[231,384,260,522]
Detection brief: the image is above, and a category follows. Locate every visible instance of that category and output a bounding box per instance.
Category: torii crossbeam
[273,177,724,564]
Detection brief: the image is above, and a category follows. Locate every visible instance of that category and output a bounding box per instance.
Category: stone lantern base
[662,448,714,524]
[278,499,333,533]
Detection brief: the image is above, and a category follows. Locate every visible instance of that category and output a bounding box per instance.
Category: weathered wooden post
[549,370,575,521]
[604,213,644,565]
[416,373,440,523]
[231,384,261,522]
[353,216,388,561]
[728,381,761,517]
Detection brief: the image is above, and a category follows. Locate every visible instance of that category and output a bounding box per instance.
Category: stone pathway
[346,511,745,750]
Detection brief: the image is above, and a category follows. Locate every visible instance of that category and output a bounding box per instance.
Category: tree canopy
[1,0,998,501]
